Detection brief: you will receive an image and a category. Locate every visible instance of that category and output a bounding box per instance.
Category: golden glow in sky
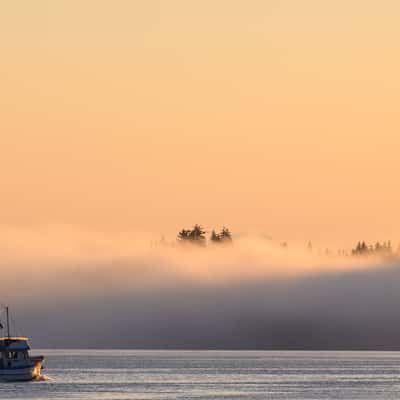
[1,1,400,246]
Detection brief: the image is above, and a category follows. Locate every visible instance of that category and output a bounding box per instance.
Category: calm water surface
[1,350,400,399]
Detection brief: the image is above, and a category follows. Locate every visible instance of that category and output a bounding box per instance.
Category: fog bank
[1,227,398,349]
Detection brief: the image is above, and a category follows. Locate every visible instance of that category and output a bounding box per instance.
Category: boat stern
[30,356,44,379]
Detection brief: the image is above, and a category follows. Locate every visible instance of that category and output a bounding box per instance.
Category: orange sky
[1,1,400,247]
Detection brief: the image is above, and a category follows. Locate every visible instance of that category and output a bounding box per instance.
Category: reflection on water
[33,375,52,382]
[1,350,400,399]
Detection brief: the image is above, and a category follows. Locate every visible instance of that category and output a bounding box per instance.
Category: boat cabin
[0,337,31,369]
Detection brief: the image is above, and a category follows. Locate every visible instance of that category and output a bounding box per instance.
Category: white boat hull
[0,360,43,382]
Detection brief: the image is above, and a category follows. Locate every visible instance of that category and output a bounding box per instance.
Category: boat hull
[0,360,43,382]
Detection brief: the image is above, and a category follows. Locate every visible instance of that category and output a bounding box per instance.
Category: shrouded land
[1,227,399,350]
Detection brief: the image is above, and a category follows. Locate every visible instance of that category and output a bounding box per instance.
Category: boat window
[6,351,18,360]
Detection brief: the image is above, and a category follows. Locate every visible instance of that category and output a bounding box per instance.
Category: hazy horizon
[2,1,400,351]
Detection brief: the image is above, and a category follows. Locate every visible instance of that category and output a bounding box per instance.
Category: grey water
[1,350,400,399]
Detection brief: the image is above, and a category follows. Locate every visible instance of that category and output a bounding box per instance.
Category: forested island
[151,224,399,259]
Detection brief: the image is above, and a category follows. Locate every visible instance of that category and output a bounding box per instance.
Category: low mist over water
[1,227,399,349]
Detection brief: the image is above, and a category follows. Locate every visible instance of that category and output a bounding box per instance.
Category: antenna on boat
[6,306,10,338]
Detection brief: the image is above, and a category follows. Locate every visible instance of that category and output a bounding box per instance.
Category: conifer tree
[210,230,221,243]
[219,227,232,243]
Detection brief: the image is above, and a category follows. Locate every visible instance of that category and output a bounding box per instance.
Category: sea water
[1,350,400,399]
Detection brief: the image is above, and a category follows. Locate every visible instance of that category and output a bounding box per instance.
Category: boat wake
[34,374,51,382]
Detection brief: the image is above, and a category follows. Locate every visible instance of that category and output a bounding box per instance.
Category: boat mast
[6,306,10,338]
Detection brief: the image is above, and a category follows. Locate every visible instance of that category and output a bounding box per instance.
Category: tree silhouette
[219,227,232,243]
[361,241,367,253]
[189,224,206,242]
[352,239,394,256]
[177,225,206,246]
[353,241,368,255]
[210,230,221,243]
[177,229,191,242]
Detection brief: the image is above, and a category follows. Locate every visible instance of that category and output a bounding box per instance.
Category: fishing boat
[0,306,44,381]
